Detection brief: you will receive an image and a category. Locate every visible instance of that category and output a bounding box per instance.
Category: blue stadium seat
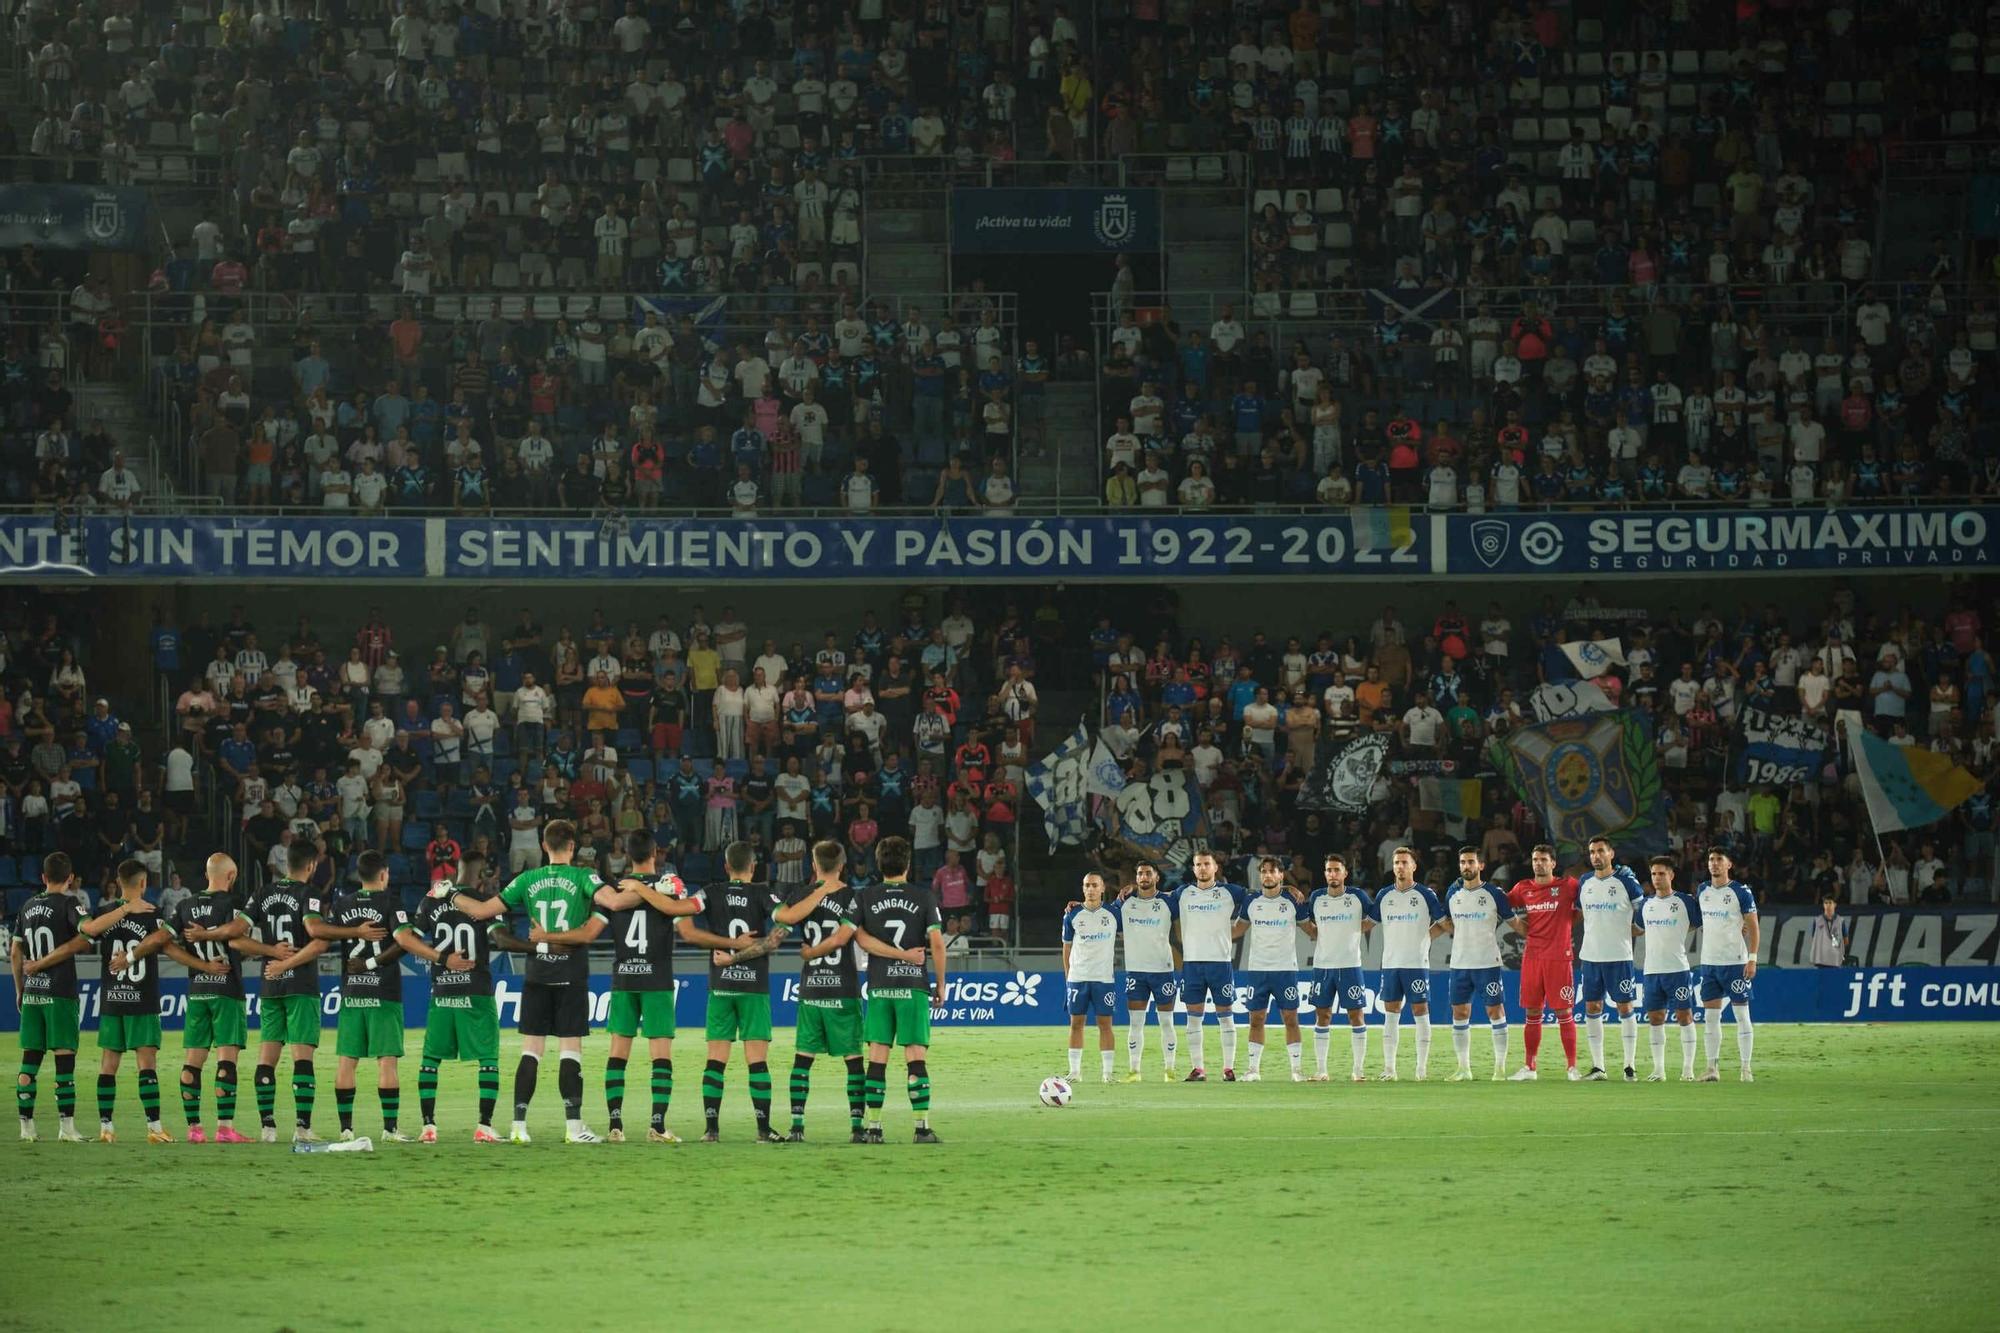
[411,789,445,821]
[491,758,517,783]
[493,730,513,757]
[444,788,474,818]
[724,758,749,781]
[615,728,642,752]
[693,758,715,779]
[626,758,653,785]
[0,856,16,886]
[402,824,430,852]
[387,854,414,883]
[5,887,33,915]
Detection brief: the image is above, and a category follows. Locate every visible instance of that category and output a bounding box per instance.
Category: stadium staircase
[1162,201,1247,305]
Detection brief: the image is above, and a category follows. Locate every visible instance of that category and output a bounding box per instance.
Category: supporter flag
[1025,722,1093,849]
[1102,766,1208,866]
[1843,717,1982,833]
[1298,733,1388,813]
[1737,705,1830,786]
[1349,505,1413,552]
[1489,711,1668,857]
[1084,735,1128,799]
[1417,777,1483,820]
[1529,680,1615,721]
[1559,638,1625,678]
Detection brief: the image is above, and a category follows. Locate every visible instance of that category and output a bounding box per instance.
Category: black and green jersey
[327,891,410,1003]
[700,880,782,993]
[246,879,326,999]
[784,880,860,1000]
[500,862,607,986]
[95,905,165,1016]
[608,878,687,992]
[11,892,84,1000]
[169,892,249,999]
[855,882,942,992]
[410,895,497,995]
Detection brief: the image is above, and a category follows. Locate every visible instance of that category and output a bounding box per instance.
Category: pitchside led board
[950,187,1163,253]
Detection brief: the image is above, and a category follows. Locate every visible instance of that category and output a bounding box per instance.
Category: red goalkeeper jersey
[1508,876,1581,961]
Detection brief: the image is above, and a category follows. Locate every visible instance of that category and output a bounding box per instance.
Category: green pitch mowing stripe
[4,1025,1998,1332]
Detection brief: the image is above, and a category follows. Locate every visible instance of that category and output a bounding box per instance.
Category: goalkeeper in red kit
[1506,845,1582,1081]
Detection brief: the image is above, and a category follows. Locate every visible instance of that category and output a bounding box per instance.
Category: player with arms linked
[1438,846,1514,1081]
[317,851,412,1142]
[398,862,518,1142]
[1062,872,1122,1084]
[1636,855,1701,1082]
[233,841,334,1142]
[1374,848,1445,1081]
[1238,857,1305,1082]
[1506,844,1583,1081]
[853,836,946,1143]
[167,853,258,1142]
[773,841,868,1141]
[1576,836,1647,1082]
[1301,852,1374,1082]
[1115,862,1180,1081]
[1694,848,1760,1083]
[1173,850,1249,1082]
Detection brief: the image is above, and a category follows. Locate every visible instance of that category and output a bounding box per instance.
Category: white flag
[1560,638,1625,678]
[1529,680,1616,721]
[1084,737,1128,799]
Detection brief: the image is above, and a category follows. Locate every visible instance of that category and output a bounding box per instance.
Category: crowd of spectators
[1087,582,2000,908]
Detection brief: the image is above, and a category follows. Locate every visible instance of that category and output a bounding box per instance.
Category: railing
[1884,139,2000,179]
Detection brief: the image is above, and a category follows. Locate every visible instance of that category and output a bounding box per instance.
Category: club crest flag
[1489,711,1667,857]
[1559,638,1625,677]
[1299,733,1389,812]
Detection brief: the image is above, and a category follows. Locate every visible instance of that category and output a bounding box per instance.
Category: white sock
[1247,1041,1264,1075]
[1067,1046,1082,1077]
[1649,1022,1668,1073]
[1585,1013,1605,1069]
[512,1119,528,1134]
[1220,1016,1239,1071]
[1704,1007,1723,1064]
[147,1119,162,1133]
[1313,1025,1331,1075]
[1680,1019,1699,1075]
[1619,1013,1639,1070]
[1451,1022,1471,1066]
[1189,1017,1207,1071]
[1161,1011,1179,1065]
[1490,1021,1509,1068]
[566,1118,584,1135]
[1734,1007,1755,1069]
[1285,1041,1302,1072]
[1413,1013,1432,1069]
[1349,1024,1369,1075]
[1383,1009,1401,1071]
[1100,1048,1114,1079]
[1127,1016,1145,1071]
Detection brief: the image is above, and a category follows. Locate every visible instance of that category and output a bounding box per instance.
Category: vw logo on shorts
[1409,978,1428,996]
[1345,986,1365,1004]
[1558,985,1575,1002]
[1729,978,1750,995]
[1674,986,1691,1002]
[1485,980,1503,997]
[1616,978,1636,997]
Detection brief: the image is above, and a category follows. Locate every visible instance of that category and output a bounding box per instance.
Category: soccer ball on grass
[1038,1077,1073,1107]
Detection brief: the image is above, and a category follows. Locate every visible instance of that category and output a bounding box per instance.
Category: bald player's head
[205,852,238,890]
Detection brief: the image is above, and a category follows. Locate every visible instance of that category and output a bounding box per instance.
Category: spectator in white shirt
[842,456,877,512]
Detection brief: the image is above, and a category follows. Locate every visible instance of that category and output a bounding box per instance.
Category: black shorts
[519,982,589,1038]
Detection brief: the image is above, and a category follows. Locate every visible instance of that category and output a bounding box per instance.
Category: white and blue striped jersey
[1579,865,1646,962]
[1306,888,1373,969]
[1640,891,1699,974]
[1242,892,1301,971]
[1118,893,1176,973]
[1695,880,1758,965]
[1445,880,1514,970]
[1375,884,1445,969]
[1172,883,1249,963]
[1061,904,1119,983]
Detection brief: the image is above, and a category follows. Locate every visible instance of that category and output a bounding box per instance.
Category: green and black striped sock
[335,1085,356,1132]
[419,1062,440,1125]
[53,1055,75,1118]
[378,1087,399,1134]
[701,1059,725,1132]
[292,1060,315,1129]
[215,1062,237,1123]
[477,1062,499,1126]
[137,1069,161,1124]
[788,1055,812,1129]
[907,1060,931,1127]
[747,1061,772,1132]
[845,1057,865,1129]
[96,1073,117,1124]
[180,1066,203,1127]
[604,1057,627,1130]
[863,1060,887,1126]
[254,1065,277,1126]
[15,1059,38,1119]
[649,1059,672,1133]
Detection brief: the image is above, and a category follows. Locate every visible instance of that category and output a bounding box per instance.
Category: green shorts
[185,995,249,1049]
[99,1013,163,1053]
[704,990,773,1042]
[420,996,500,1062]
[259,993,322,1048]
[607,989,678,1040]
[19,996,81,1052]
[334,999,404,1059]
[796,998,863,1057]
[862,990,933,1049]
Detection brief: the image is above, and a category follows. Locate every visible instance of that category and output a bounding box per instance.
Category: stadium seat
[627,758,653,785]
[615,728,642,752]
[411,789,444,821]
[402,824,431,852]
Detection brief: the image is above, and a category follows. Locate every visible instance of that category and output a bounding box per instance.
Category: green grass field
[4,1024,1998,1331]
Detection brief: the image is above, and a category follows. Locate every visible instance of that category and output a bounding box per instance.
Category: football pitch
[3,1024,1997,1332]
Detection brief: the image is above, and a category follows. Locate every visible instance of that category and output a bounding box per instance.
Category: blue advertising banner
[1451,507,1997,575]
[7,967,1998,1032]
[5,508,1995,583]
[0,185,152,250]
[950,187,1162,253]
